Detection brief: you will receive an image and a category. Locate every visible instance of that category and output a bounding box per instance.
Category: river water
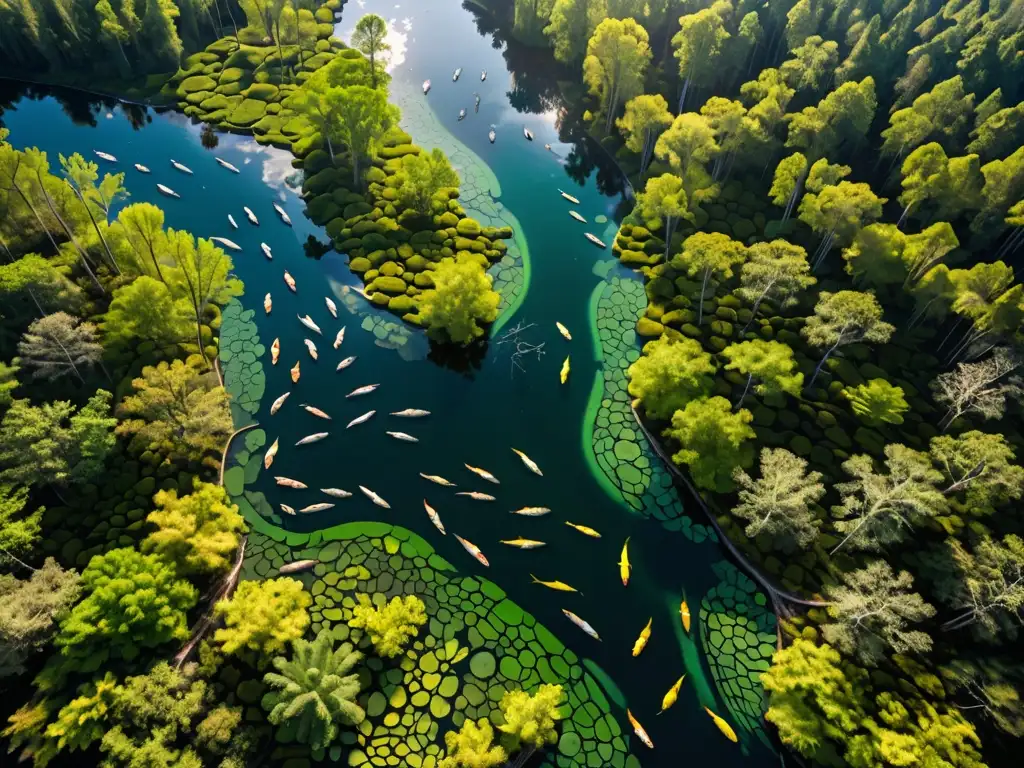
[0,1,779,764]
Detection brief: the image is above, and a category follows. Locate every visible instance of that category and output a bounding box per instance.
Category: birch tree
[737,240,815,330]
[671,231,746,324]
[584,18,651,132]
[634,173,693,259]
[802,290,894,388]
[731,448,823,548]
[930,431,1024,512]
[617,94,672,176]
[943,535,1024,642]
[17,312,104,384]
[932,347,1023,431]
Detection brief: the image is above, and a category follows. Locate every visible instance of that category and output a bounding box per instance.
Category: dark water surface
[0,1,778,763]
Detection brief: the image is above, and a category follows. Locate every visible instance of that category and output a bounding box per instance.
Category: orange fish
[290,361,300,383]
[627,709,653,749]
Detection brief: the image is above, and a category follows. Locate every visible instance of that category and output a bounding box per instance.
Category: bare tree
[932,347,1023,431]
[494,321,546,378]
[17,312,104,384]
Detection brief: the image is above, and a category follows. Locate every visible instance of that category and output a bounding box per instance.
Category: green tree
[844,379,909,426]
[731,448,823,549]
[801,290,894,388]
[583,18,651,132]
[109,202,170,282]
[786,77,877,161]
[769,152,808,221]
[841,223,908,290]
[616,94,672,176]
[498,684,563,767]
[798,181,886,269]
[55,548,197,670]
[351,13,390,89]
[59,152,124,274]
[930,431,1024,512]
[942,658,1024,738]
[654,113,719,204]
[968,102,1024,160]
[324,85,399,185]
[670,232,746,324]
[0,363,17,409]
[441,718,507,768]
[262,630,365,750]
[737,240,815,330]
[943,534,1024,642]
[898,142,982,225]
[634,173,693,259]
[0,558,80,678]
[834,13,880,85]
[348,593,426,658]
[417,254,500,345]
[626,336,714,420]
[664,396,754,492]
[103,275,193,348]
[43,672,120,760]
[142,481,244,577]
[830,444,947,554]
[882,75,976,159]
[822,561,935,665]
[543,0,604,65]
[17,312,104,384]
[931,347,1023,431]
[0,253,84,317]
[394,148,460,215]
[721,340,802,408]
[513,0,555,43]
[780,36,838,93]
[214,578,310,659]
[672,5,730,111]
[286,77,341,160]
[0,484,42,568]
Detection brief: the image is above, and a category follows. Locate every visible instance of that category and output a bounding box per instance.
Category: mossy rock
[709,320,733,338]
[636,316,665,337]
[244,82,280,101]
[218,67,246,84]
[349,256,371,272]
[816,410,838,428]
[707,204,728,220]
[387,295,416,313]
[620,249,660,267]
[456,218,482,237]
[732,218,757,240]
[223,46,271,70]
[306,196,342,225]
[715,305,739,321]
[214,81,243,96]
[303,167,343,195]
[777,410,800,430]
[707,335,728,352]
[228,98,268,127]
[199,93,230,112]
[178,74,216,95]
[859,362,889,380]
[344,201,374,219]
[853,427,885,454]
[185,90,214,106]
[680,323,702,338]
[752,406,777,427]
[824,426,852,448]
[789,435,812,456]
[368,276,407,295]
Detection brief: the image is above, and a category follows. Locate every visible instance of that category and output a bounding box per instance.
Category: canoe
[94,150,117,162]
[209,236,241,251]
[559,189,581,205]
[452,67,462,81]
[423,79,431,94]
[261,242,273,260]
[273,202,292,225]
[156,184,179,198]
[228,214,238,229]
[480,70,487,81]
[489,129,496,143]
[524,127,534,141]
[215,157,240,173]
[569,210,587,223]
[134,163,150,173]
[244,206,259,225]
[170,159,193,174]
[584,232,607,249]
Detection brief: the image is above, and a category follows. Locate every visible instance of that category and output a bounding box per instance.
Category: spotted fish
[295,432,328,446]
[270,338,280,365]
[275,476,307,489]
[334,326,346,349]
[511,507,550,517]
[556,322,571,340]
[420,473,455,487]
[455,534,489,567]
[298,314,321,335]
[304,339,318,360]
[500,537,546,549]
[627,710,654,749]
[359,485,390,508]
[290,361,300,383]
[456,491,496,501]
[391,409,431,417]
[263,438,279,469]
[336,356,356,371]
[511,448,543,476]
[280,504,296,515]
[464,464,499,484]
[301,404,331,420]
[264,293,272,314]
[347,384,379,398]
[346,410,375,428]
[562,609,600,641]
[325,296,337,317]
[299,503,335,513]
[423,500,445,534]
[321,488,352,498]
[270,391,290,415]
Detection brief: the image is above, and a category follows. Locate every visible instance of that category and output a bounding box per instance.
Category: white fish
[170,159,193,174]
[299,503,335,513]
[261,242,273,259]
[215,157,240,173]
[511,506,551,516]
[584,232,607,249]
[321,488,352,498]
[269,391,290,415]
[489,128,496,144]
[360,485,390,508]
[455,534,489,566]
[244,206,259,225]
[325,297,338,317]
[346,410,376,428]
[228,214,238,229]
[424,500,446,534]
[458,108,466,121]
[333,327,346,349]
[336,356,356,371]
[304,338,318,360]
[298,314,322,334]
[263,438,279,469]
[511,448,543,476]
[452,67,462,81]
[134,163,150,173]
[209,236,241,251]
[563,609,601,641]
[275,476,307,489]
[346,384,379,398]
[391,409,430,417]
[480,70,487,81]
[273,202,292,225]
[94,150,117,162]
[279,558,319,572]
[301,404,331,420]
[465,464,499,484]
[420,473,455,487]
[387,431,418,442]
[157,183,179,198]
[280,504,296,515]
[456,491,496,501]
[284,271,296,292]
[295,432,329,446]
[264,293,272,314]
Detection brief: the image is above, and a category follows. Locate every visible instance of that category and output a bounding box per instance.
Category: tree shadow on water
[302,235,334,260]
[427,338,487,378]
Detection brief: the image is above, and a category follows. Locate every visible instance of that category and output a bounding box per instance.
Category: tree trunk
[663,216,677,260]
[698,267,711,324]
[896,202,912,230]
[0,545,37,572]
[369,50,377,89]
[740,287,772,333]
[807,342,841,389]
[736,373,753,409]
[35,174,105,293]
[75,188,121,274]
[12,179,63,256]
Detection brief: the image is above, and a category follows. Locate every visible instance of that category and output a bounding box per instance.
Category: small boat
[456,491,496,501]
[303,339,318,360]
[584,232,607,249]
[273,202,292,225]
[270,338,280,365]
[563,609,600,641]
[279,558,319,574]
[284,271,296,292]
[209,236,241,251]
[170,159,193,174]
[290,361,300,383]
[455,534,489,567]
[346,410,376,428]
[228,214,238,229]
[264,293,272,314]
[474,93,480,112]
[545,143,552,151]
[346,383,379,398]
[531,575,579,593]
[511,506,551,517]
[452,67,462,81]
[391,409,430,417]
[559,189,581,204]
[244,206,259,225]
[627,710,654,749]
[501,537,546,550]
[269,391,290,415]
[261,243,273,259]
[524,127,534,141]
[465,464,499,484]
[134,163,150,173]
[157,183,180,198]
[424,500,446,534]
[619,537,631,586]
[422,79,431,94]
[295,431,328,446]
[565,522,601,538]
[325,297,337,318]
[569,210,587,224]
[299,503,335,513]
[321,488,352,498]
[458,109,466,121]
[556,322,572,340]
[480,70,487,81]
[215,157,240,173]
[263,438,279,469]
[336,356,356,371]
[659,676,686,714]
[301,404,331,420]
[560,355,570,384]
[488,127,496,143]
[359,485,390,509]
[275,476,308,489]
[420,473,455,487]
[632,618,652,657]
[94,150,117,162]
[333,327,346,349]
[298,314,321,334]
[511,448,543,476]
[705,708,738,743]
[680,600,691,633]
[386,431,418,442]
[280,504,296,516]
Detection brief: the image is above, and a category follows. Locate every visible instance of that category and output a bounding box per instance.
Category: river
[0,1,778,765]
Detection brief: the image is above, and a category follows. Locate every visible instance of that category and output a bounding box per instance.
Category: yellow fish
[556,321,572,340]
[680,599,691,633]
[530,574,580,594]
[560,355,570,384]
[632,618,652,657]
[627,709,653,749]
[658,676,685,714]
[501,537,546,550]
[618,537,631,586]
[704,707,738,743]
[565,522,601,538]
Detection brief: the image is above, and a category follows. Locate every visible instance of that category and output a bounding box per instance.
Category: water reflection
[0,79,153,130]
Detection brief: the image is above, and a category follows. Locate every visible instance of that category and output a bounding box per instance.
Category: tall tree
[844,379,909,427]
[898,142,982,225]
[544,0,605,64]
[348,594,426,658]
[214,578,310,660]
[721,340,803,408]
[801,290,894,388]
[110,202,169,282]
[417,255,500,345]
[672,5,730,111]
[17,312,104,383]
[943,534,1024,642]
[0,558,80,678]
[968,101,1024,160]
[798,181,887,269]
[0,484,42,569]
[931,347,1023,431]
[323,85,398,185]
[583,18,651,132]
[103,275,193,348]
[634,173,693,258]
[780,35,838,93]
[654,113,719,204]
[664,396,755,492]
[930,430,1024,512]
[617,94,673,176]
[882,76,976,158]
[351,13,390,89]
[670,231,746,324]
[59,152,123,274]
[394,149,460,215]
[769,152,808,221]
[627,336,714,420]
[737,240,815,331]
[731,448,824,548]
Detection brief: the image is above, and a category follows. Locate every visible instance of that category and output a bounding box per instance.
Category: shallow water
[0,0,780,763]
